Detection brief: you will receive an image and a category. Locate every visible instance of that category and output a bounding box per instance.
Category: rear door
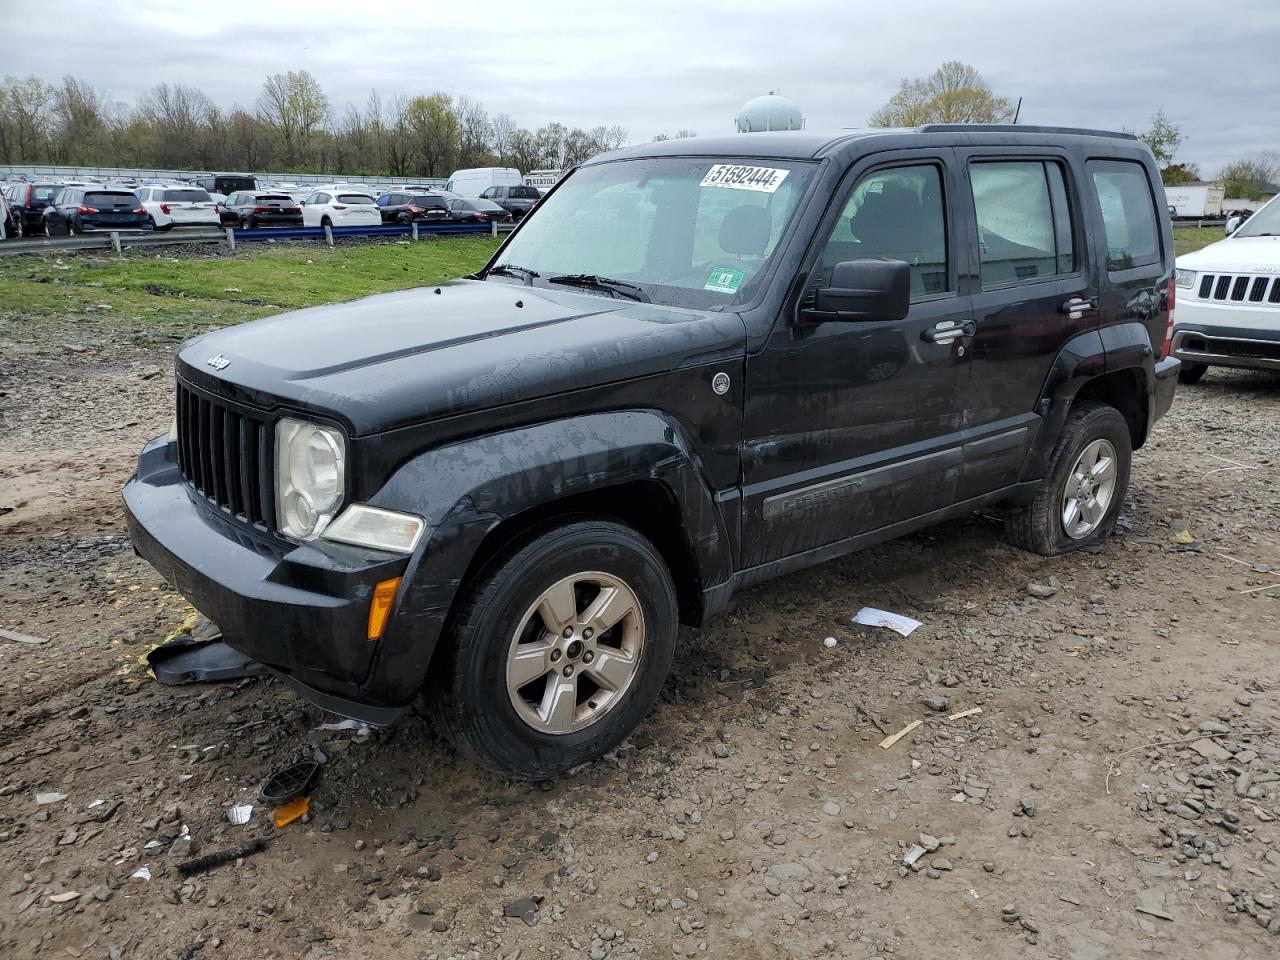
[954,147,1095,498]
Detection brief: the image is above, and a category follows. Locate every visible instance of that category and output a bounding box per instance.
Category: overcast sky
[4,0,1277,174]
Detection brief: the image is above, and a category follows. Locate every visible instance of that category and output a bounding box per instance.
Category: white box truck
[1165,182,1226,219]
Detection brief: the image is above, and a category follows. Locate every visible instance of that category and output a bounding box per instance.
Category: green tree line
[0,71,633,176]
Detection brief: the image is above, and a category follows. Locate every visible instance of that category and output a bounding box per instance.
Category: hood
[1177,234,1280,272]
[178,279,745,435]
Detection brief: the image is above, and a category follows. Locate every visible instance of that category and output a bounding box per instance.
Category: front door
[740,150,974,568]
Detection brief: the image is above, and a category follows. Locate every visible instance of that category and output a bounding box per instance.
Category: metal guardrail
[0,220,513,256]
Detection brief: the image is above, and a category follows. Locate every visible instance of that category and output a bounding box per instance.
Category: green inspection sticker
[704,267,745,293]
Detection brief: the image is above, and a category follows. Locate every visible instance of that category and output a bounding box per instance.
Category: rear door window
[1087,159,1160,271]
[969,160,1076,287]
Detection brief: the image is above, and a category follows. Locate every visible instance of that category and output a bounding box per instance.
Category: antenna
[1013,97,1023,124]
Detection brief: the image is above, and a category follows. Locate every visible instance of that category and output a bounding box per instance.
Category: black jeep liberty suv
[125,126,1180,778]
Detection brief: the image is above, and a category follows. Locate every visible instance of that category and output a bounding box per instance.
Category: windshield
[490,156,815,308]
[1233,198,1280,237]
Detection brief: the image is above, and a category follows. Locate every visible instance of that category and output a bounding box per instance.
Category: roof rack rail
[917,123,1138,140]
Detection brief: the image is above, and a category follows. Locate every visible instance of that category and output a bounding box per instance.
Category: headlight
[275,418,345,540]
[1175,268,1196,288]
[322,504,425,554]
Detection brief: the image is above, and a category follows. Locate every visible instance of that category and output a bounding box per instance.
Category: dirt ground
[2,316,1279,960]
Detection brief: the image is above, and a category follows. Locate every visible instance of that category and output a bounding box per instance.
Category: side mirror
[803,259,911,323]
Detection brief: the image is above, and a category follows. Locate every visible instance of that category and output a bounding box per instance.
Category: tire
[44,221,52,238]
[1178,362,1208,385]
[1004,401,1132,556]
[320,216,332,228]
[241,217,253,230]
[427,519,679,779]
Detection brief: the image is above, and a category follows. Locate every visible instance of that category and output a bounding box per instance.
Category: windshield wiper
[546,274,650,302]
[487,263,539,283]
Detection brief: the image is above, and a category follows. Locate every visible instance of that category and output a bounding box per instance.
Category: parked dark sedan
[41,187,151,235]
[446,197,512,224]
[376,192,451,224]
[479,184,541,219]
[4,182,65,236]
[218,192,302,228]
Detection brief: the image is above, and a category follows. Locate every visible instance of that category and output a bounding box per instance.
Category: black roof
[591,125,1142,165]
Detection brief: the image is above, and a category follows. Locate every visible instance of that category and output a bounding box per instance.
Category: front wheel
[1005,401,1132,555]
[427,520,679,778]
[1178,362,1208,385]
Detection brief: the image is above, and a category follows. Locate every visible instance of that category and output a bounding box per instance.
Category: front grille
[176,380,275,530]
[1196,272,1280,304]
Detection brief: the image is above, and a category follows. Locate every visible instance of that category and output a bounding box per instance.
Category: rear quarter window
[1088,159,1161,271]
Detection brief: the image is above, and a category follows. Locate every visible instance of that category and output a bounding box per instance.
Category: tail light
[133,206,146,214]
[75,206,98,214]
[252,206,267,213]
[407,205,422,213]
[1162,277,1176,357]
[160,204,171,214]
[287,207,300,214]
[474,213,489,221]
[332,205,347,211]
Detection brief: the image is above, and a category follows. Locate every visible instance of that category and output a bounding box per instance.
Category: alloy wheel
[505,572,645,735]
[1061,438,1119,539]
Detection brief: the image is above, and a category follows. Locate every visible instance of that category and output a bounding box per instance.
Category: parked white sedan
[301,190,381,228]
[137,185,220,230]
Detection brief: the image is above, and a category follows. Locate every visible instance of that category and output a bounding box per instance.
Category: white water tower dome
[736,93,805,133]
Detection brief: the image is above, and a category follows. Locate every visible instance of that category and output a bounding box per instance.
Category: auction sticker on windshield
[705,267,746,293]
[700,164,790,193]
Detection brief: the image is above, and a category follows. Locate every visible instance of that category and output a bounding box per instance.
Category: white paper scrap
[227,804,253,825]
[852,607,921,637]
[131,866,151,881]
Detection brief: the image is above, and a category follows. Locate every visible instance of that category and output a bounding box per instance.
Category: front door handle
[1061,296,1099,316]
[921,319,976,343]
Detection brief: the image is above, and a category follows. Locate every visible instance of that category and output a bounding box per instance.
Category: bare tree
[506,128,541,174]
[1218,153,1280,200]
[490,112,516,164]
[869,61,1015,126]
[138,82,217,167]
[0,75,56,163]
[455,94,493,169]
[256,70,329,168]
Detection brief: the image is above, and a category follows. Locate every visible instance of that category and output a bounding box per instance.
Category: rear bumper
[1172,324,1280,372]
[1152,355,1179,421]
[123,435,411,724]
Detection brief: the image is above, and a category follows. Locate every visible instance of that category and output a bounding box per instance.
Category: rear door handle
[922,319,976,343]
[1061,296,1099,316]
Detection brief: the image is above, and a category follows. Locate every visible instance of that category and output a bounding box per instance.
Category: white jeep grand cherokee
[1173,193,1280,383]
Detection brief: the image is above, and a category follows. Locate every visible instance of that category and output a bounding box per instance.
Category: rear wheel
[1178,362,1208,385]
[1005,401,1131,555]
[427,520,678,779]
[320,216,332,228]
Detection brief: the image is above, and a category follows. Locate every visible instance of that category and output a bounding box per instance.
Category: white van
[444,167,523,197]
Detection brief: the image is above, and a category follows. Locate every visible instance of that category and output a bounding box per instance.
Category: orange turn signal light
[367,576,402,641]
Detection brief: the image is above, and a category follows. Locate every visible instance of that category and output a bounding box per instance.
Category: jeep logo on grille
[206,355,230,371]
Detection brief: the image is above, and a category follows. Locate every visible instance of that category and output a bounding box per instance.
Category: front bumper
[1172,295,1280,371]
[1172,325,1280,372]
[123,435,411,724]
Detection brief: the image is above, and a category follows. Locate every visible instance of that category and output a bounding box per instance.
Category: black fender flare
[359,410,733,705]
[1024,322,1162,483]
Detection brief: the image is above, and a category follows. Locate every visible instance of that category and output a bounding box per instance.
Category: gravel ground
[1,321,1279,960]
